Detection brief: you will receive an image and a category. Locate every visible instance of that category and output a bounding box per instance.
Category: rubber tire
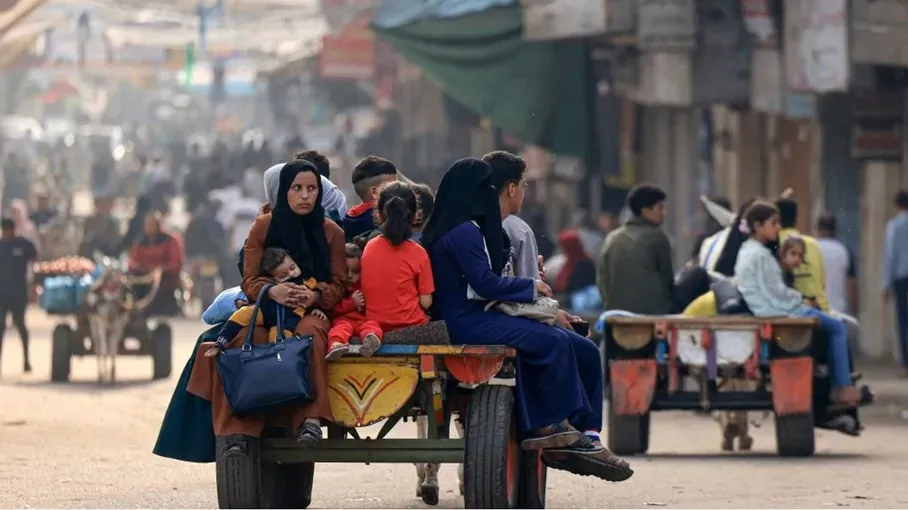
[152,323,173,380]
[260,462,315,509]
[607,396,651,456]
[216,436,262,509]
[517,449,547,509]
[775,412,815,457]
[463,385,519,509]
[51,324,72,382]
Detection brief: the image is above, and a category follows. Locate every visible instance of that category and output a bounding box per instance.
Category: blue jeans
[797,308,851,388]
[557,327,604,432]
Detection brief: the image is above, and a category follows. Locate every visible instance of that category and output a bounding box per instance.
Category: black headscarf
[421,158,507,275]
[263,160,331,281]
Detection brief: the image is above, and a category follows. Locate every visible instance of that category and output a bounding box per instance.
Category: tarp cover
[373,5,591,162]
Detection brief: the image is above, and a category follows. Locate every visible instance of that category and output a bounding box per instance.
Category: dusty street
[1,312,907,509]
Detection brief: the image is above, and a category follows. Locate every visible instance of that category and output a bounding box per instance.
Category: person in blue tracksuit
[420,157,632,481]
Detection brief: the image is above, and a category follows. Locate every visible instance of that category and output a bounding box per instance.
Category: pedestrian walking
[0,217,37,376]
[883,190,908,374]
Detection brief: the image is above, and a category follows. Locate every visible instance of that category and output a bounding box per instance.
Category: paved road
[1,313,907,508]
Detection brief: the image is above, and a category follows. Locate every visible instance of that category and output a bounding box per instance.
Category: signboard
[740,0,778,47]
[637,0,696,51]
[850,91,904,160]
[319,24,375,80]
[521,0,607,41]
[784,0,849,93]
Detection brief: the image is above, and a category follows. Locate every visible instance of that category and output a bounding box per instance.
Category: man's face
[642,201,666,226]
[505,177,527,215]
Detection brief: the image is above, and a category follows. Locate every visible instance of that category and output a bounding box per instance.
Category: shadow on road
[640,451,869,461]
[14,378,160,393]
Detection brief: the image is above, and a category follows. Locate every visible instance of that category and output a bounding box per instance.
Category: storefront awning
[372,4,592,162]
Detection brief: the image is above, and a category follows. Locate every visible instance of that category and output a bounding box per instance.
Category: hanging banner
[784,0,849,93]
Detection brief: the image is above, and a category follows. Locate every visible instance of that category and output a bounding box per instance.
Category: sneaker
[325,342,349,361]
[360,333,381,357]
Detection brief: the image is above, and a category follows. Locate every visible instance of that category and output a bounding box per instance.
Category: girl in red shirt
[358,182,434,349]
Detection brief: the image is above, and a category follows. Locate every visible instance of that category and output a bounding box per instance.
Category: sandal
[829,385,862,410]
[520,422,582,451]
[543,440,634,482]
[360,333,381,357]
[296,421,323,447]
[325,341,350,361]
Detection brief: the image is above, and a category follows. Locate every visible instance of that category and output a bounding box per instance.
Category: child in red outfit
[326,243,383,360]
[360,182,434,334]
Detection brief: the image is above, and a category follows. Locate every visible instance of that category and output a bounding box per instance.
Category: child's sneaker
[325,341,349,361]
[360,333,381,357]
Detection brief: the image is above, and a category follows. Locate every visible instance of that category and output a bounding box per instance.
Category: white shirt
[817,237,853,313]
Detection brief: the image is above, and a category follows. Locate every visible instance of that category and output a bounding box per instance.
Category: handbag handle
[241,283,277,351]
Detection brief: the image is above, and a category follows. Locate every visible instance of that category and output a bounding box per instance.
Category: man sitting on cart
[128,211,185,316]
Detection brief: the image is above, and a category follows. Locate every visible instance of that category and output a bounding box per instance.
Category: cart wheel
[260,462,315,509]
[463,385,519,509]
[152,323,172,380]
[607,396,650,456]
[216,435,262,509]
[775,412,815,457]
[51,324,72,382]
[517,449,547,509]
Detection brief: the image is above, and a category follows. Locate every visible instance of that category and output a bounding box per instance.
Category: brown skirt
[187,314,333,437]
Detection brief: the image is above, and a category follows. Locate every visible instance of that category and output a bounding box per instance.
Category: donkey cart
[51,269,173,383]
[216,322,547,509]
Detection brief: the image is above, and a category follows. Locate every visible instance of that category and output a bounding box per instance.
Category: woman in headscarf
[128,211,185,316]
[234,160,347,275]
[422,158,632,482]
[552,229,597,296]
[188,159,347,453]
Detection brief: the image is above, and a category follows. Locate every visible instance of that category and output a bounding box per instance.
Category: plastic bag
[202,286,248,325]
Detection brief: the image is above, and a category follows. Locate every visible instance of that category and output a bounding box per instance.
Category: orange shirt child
[360,235,434,332]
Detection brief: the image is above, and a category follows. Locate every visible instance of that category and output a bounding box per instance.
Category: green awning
[372,5,592,163]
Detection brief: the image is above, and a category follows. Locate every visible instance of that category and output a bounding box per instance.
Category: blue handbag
[216,285,314,416]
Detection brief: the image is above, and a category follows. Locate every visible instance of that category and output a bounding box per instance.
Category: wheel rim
[506,423,518,507]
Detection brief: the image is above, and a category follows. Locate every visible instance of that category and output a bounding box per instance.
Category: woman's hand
[204,345,221,357]
[555,309,582,330]
[310,308,328,321]
[268,283,307,307]
[535,279,553,298]
[297,286,319,307]
[537,256,546,279]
